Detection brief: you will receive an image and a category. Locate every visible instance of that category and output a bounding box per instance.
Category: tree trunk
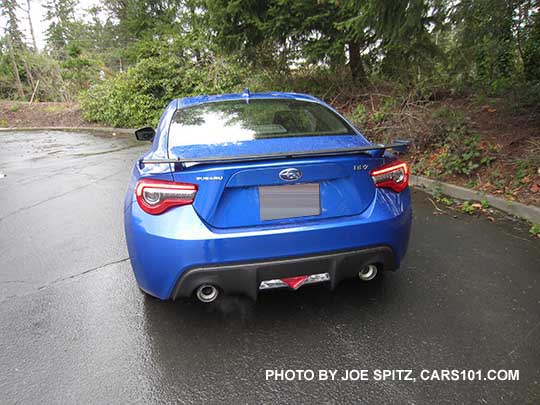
[348,41,366,83]
[26,0,38,51]
[6,37,25,99]
[23,58,35,89]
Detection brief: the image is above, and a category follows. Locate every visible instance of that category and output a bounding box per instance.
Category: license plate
[259,183,321,221]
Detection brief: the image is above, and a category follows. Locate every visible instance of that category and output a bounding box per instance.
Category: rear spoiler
[141,140,410,166]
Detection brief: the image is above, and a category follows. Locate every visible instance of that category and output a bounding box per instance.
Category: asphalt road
[0,130,539,403]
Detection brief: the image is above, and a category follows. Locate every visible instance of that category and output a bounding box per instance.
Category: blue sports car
[124,91,412,303]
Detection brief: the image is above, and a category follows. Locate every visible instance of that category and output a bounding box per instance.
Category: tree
[521,1,540,83]
[339,0,445,84]
[205,0,364,79]
[452,0,517,92]
[204,0,445,84]
[1,0,25,97]
[44,0,77,57]
[25,0,38,51]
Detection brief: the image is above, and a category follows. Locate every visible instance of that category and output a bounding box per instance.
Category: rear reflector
[135,178,197,215]
[370,161,410,193]
[280,276,309,289]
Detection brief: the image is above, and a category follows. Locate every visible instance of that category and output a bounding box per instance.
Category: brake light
[370,161,410,193]
[135,178,198,215]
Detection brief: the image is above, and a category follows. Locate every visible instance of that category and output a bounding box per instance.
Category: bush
[415,106,495,177]
[436,133,487,176]
[350,104,368,125]
[80,52,247,128]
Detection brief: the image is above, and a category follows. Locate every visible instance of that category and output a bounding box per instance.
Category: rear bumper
[125,187,412,300]
[172,246,395,300]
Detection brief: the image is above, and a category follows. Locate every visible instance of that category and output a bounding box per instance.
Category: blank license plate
[259,183,321,221]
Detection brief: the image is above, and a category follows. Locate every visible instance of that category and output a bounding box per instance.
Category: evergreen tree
[44,0,77,57]
[1,0,25,97]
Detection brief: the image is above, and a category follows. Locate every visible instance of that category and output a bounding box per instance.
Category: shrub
[80,52,247,128]
[461,201,477,215]
[350,104,368,125]
[428,107,494,176]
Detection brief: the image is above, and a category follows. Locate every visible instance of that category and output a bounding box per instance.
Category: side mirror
[135,127,155,142]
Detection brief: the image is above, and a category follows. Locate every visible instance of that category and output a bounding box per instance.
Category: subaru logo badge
[279,168,302,182]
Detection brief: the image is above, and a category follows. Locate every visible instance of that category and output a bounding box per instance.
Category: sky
[1,0,99,50]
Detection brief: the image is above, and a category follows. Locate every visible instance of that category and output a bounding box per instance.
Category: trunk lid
[171,138,380,228]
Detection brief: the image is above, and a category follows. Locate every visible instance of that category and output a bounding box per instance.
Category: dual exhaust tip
[358,264,378,281]
[195,264,378,303]
[196,284,219,303]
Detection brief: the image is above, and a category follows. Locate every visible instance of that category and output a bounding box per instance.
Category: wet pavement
[0,130,539,403]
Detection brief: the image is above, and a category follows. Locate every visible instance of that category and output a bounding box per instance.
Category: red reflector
[135,178,197,215]
[280,276,309,290]
[370,161,410,193]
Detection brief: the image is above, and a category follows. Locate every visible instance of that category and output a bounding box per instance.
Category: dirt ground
[0,101,101,128]
[422,98,540,207]
[450,100,539,206]
[335,94,539,208]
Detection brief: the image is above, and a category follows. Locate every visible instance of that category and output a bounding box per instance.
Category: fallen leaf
[530,183,540,193]
[471,203,482,209]
[487,216,495,222]
[487,108,497,113]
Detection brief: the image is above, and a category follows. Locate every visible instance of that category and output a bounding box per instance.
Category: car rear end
[124,94,412,301]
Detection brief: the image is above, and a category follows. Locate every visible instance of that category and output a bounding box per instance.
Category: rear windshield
[168,99,355,147]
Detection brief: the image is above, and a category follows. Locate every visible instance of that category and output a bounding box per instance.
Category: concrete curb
[0,127,134,135]
[411,175,540,224]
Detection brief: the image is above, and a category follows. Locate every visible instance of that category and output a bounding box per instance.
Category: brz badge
[196,176,223,181]
[279,168,302,182]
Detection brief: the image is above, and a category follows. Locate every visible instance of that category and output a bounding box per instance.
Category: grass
[43,104,66,113]
[461,201,477,215]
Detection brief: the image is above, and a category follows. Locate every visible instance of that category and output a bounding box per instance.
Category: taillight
[370,161,410,193]
[135,178,198,215]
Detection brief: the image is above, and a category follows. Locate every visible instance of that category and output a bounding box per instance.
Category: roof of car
[177,91,322,109]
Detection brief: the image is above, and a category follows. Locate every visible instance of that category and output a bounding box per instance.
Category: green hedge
[80,55,247,128]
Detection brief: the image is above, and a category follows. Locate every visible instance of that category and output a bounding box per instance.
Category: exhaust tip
[196,284,219,303]
[358,264,378,281]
